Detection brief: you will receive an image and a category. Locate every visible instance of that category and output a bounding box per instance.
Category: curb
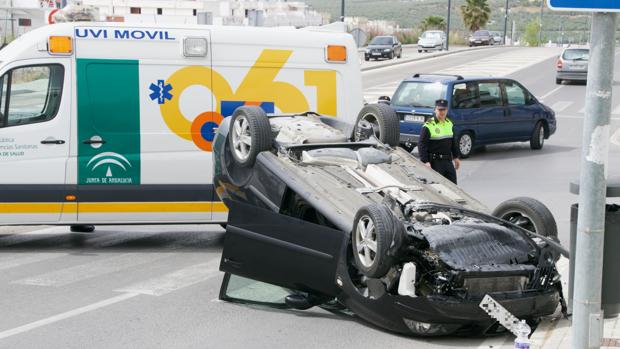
[360,45,502,72]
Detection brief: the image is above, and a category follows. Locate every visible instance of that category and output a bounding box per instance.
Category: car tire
[70,225,95,233]
[228,106,272,167]
[530,122,545,150]
[354,104,400,147]
[555,78,562,85]
[456,132,474,158]
[388,52,394,59]
[418,50,422,53]
[365,57,369,61]
[352,204,404,278]
[492,197,559,242]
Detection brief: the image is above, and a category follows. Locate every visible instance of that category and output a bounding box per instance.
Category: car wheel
[555,78,562,85]
[354,104,400,147]
[352,204,404,278]
[418,50,422,53]
[388,52,394,59]
[228,106,272,167]
[365,57,369,61]
[457,132,474,158]
[492,197,559,242]
[530,122,545,150]
[70,225,95,233]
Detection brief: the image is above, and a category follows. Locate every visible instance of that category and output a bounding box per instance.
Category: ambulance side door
[0,59,71,224]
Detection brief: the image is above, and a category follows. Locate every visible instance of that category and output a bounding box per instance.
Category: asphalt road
[1,46,619,348]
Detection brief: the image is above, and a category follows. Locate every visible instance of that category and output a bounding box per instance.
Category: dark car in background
[556,46,589,84]
[469,30,494,46]
[365,35,402,61]
[383,74,556,157]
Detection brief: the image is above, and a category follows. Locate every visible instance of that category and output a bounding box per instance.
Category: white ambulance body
[0,22,363,227]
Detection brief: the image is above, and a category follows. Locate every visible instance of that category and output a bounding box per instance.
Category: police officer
[418,99,461,184]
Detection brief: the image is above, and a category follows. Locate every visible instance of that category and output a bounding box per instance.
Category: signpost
[548,1,618,348]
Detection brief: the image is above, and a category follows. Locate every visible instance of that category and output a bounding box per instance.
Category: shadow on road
[0,226,225,252]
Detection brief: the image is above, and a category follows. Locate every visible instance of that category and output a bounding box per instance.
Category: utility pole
[503,0,509,45]
[445,0,451,50]
[538,0,544,46]
[340,0,345,22]
[572,12,618,349]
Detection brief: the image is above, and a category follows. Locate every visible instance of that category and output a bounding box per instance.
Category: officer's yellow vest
[423,118,453,140]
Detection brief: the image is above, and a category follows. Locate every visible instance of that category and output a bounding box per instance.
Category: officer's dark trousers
[430,159,457,184]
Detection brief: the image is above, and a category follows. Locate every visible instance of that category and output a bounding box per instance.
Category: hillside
[305,0,612,43]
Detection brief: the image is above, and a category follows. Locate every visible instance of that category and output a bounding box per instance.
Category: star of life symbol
[149,80,173,104]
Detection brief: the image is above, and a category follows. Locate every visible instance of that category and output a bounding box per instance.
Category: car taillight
[556,59,563,69]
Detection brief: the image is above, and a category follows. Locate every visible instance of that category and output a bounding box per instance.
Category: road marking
[0,226,68,246]
[550,101,573,113]
[0,253,67,271]
[12,253,173,287]
[0,292,139,340]
[612,127,620,146]
[539,85,564,101]
[115,259,221,296]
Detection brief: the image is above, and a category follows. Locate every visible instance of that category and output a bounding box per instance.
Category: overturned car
[213,104,567,336]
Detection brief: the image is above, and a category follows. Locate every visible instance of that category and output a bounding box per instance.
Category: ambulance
[0,22,363,231]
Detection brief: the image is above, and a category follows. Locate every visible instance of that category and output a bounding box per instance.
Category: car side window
[0,64,64,128]
[478,82,503,107]
[504,82,527,106]
[451,82,479,109]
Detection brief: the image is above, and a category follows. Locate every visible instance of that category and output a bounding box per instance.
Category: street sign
[548,0,620,12]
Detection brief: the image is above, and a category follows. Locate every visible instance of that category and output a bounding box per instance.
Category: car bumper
[557,71,587,81]
[366,52,392,58]
[418,44,441,49]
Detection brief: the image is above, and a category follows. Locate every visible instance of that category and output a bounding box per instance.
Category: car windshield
[370,37,393,45]
[563,49,589,61]
[422,32,442,39]
[392,81,447,108]
[474,31,489,37]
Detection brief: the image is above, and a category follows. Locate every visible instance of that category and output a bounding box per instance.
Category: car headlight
[384,48,391,52]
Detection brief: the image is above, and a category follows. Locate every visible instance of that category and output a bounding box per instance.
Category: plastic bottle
[514,320,531,349]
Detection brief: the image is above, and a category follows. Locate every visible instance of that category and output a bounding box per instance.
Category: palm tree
[420,16,446,32]
[460,0,491,32]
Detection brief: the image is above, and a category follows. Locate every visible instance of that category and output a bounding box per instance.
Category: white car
[417,30,446,52]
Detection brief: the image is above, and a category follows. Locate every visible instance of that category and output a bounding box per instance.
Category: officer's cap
[435,99,448,109]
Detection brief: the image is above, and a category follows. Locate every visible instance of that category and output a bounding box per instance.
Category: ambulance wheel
[354,104,399,147]
[70,225,95,233]
[493,197,559,243]
[228,106,272,168]
[352,204,404,278]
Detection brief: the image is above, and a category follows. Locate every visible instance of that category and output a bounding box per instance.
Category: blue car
[385,74,557,158]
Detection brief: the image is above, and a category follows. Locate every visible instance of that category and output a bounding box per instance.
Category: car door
[0,60,70,224]
[502,80,537,140]
[475,81,506,142]
[450,82,481,140]
[220,192,345,297]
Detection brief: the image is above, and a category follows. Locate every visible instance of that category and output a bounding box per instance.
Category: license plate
[372,52,381,56]
[572,65,586,70]
[404,114,425,122]
[475,41,482,43]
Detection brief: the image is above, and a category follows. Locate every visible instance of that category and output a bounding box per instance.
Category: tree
[523,20,542,47]
[420,16,446,32]
[460,0,491,32]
